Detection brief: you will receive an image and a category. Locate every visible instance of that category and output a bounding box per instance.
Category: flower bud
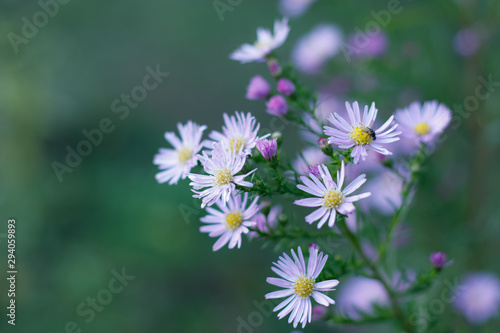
[267,58,282,76]
[318,137,333,156]
[308,243,318,253]
[246,75,270,100]
[277,78,296,96]
[256,138,279,168]
[266,95,288,116]
[430,252,451,269]
[307,165,321,178]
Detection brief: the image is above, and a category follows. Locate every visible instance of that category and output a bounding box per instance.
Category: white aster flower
[337,276,389,320]
[153,121,207,185]
[230,18,290,63]
[200,192,261,251]
[294,162,371,228]
[209,111,268,156]
[454,272,500,324]
[188,142,256,208]
[292,24,343,74]
[265,246,339,329]
[324,101,402,164]
[395,100,452,143]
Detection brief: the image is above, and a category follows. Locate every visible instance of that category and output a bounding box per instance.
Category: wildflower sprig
[154,17,454,333]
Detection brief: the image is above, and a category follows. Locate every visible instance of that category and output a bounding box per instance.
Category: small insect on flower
[153,121,208,185]
[294,161,371,228]
[265,246,339,329]
[200,192,261,251]
[209,112,268,156]
[230,18,290,64]
[324,101,401,164]
[188,142,256,208]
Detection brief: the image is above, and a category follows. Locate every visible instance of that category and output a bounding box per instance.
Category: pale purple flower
[292,147,329,176]
[200,192,260,251]
[246,75,271,100]
[395,101,451,144]
[358,170,403,215]
[209,111,267,156]
[294,162,371,229]
[154,121,208,185]
[324,101,401,164]
[293,24,343,74]
[266,95,289,116]
[279,0,317,17]
[256,138,278,160]
[337,276,389,319]
[188,142,256,208]
[347,31,388,59]
[265,247,339,328]
[230,18,290,63]
[454,26,482,57]
[277,78,296,96]
[454,273,500,324]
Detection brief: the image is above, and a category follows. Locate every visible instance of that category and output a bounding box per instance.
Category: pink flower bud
[246,75,271,100]
[277,78,296,96]
[266,95,288,116]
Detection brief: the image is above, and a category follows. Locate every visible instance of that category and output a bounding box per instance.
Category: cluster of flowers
[152,18,477,329]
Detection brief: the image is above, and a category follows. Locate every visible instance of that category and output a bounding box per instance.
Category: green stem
[338,218,414,333]
[378,144,426,261]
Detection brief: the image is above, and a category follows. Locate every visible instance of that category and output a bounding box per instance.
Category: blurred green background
[1,0,500,332]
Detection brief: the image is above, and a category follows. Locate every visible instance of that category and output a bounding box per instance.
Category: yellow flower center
[177,147,193,165]
[214,168,233,186]
[225,211,243,231]
[229,137,246,153]
[293,276,315,298]
[414,122,431,136]
[323,189,344,209]
[350,126,374,145]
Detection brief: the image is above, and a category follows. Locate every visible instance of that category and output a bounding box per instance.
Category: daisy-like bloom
[153,121,207,185]
[337,276,389,320]
[230,18,290,64]
[395,101,451,143]
[346,30,388,60]
[294,162,371,228]
[358,170,402,215]
[188,142,256,208]
[200,192,260,251]
[324,101,401,164]
[265,247,339,329]
[209,112,267,156]
[454,273,500,324]
[292,24,343,74]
